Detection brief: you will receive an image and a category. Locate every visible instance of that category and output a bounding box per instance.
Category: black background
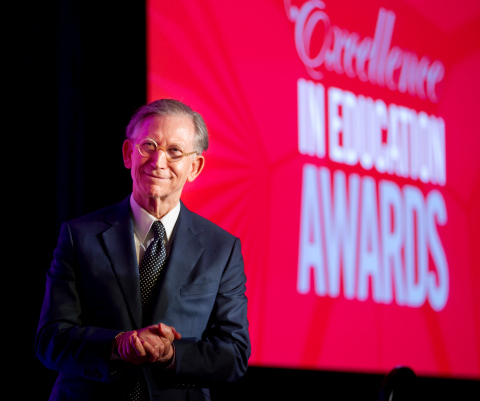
[15,1,479,399]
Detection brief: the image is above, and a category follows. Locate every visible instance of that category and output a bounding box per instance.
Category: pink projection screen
[147,0,480,379]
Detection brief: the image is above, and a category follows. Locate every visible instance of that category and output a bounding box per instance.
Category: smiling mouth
[145,172,171,180]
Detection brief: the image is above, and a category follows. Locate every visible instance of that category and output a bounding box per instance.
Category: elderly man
[36,99,250,400]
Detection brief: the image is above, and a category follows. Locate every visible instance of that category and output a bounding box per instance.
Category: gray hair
[126,99,209,154]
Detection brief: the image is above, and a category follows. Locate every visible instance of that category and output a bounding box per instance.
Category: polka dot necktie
[131,220,167,401]
[139,220,167,315]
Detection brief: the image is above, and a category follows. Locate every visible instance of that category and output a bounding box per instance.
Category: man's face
[122,114,204,212]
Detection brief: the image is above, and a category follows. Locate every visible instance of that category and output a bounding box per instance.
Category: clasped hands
[115,323,181,365]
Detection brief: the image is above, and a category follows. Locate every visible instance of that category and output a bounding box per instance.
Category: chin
[145,189,167,200]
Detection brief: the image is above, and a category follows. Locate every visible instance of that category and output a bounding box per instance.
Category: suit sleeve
[172,237,251,385]
[34,222,125,383]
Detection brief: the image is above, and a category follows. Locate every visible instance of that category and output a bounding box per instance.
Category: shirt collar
[130,195,181,244]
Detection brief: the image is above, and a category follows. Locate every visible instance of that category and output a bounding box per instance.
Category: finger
[157,337,166,356]
[142,340,160,362]
[158,323,172,341]
[125,332,139,359]
[157,342,175,365]
[146,333,166,360]
[119,332,133,360]
[141,339,155,355]
[160,335,172,353]
[171,327,182,340]
[158,322,176,343]
[132,333,147,357]
[122,332,136,356]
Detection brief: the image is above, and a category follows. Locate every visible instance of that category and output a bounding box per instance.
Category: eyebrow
[141,138,187,147]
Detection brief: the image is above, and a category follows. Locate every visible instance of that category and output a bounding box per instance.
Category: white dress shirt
[129,195,181,265]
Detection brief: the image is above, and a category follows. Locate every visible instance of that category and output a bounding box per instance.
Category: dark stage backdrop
[19,1,478,399]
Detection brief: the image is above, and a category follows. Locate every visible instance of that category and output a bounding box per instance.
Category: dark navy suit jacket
[35,196,250,400]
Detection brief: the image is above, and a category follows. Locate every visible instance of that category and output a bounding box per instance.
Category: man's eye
[141,142,156,150]
[168,146,183,154]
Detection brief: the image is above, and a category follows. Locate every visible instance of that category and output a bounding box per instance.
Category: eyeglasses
[134,138,198,162]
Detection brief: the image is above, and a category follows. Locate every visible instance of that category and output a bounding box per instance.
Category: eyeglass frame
[133,138,198,162]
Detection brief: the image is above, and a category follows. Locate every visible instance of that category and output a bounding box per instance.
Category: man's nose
[151,149,168,167]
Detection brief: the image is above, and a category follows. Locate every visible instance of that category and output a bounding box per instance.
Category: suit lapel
[150,203,204,322]
[101,196,143,329]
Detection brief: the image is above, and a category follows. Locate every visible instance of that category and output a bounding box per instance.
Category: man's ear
[122,139,133,169]
[187,155,205,182]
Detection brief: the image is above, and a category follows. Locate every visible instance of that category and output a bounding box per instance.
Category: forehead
[134,114,195,145]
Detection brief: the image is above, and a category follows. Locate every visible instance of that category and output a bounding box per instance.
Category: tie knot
[151,220,166,242]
